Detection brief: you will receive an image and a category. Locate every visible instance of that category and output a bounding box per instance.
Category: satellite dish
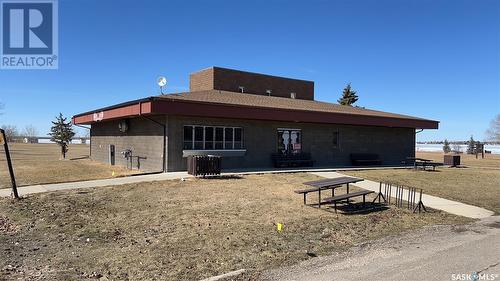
[157,76,167,87]
[157,76,167,94]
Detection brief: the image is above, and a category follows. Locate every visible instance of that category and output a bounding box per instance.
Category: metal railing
[375,182,427,213]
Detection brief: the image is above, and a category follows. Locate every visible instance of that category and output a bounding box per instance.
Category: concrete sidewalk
[310,171,495,219]
[0,166,409,198]
[0,172,191,198]
[1,169,494,220]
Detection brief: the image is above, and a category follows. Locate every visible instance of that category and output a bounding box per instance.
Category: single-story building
[72,67,438,172]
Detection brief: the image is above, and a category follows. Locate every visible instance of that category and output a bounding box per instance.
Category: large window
[183,125,244,150]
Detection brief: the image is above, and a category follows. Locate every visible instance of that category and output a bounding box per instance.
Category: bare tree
[452,144,462,153]
[485,114,500,142]
[0,125,19,142]
[23,125,38,137]
[23,125,39,143]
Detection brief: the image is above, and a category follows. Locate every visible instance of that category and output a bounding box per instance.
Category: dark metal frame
[378,182,427,213]
[0,129,19,199]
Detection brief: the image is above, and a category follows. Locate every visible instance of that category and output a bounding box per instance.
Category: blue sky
[0,0,498,141]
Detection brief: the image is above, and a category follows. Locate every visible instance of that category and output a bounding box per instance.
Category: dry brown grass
[344,152,500,214]
[0,173,470,280]
[0,143,138,188]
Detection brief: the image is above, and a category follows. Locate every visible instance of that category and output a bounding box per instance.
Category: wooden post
[379,182,382,203]
[407,186,411,209]
[387,183,392,204]
[0,129,19,199]
[318,188,321,208]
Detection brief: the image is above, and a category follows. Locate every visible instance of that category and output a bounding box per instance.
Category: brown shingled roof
[158,90,434,122]
[73,90,438,129]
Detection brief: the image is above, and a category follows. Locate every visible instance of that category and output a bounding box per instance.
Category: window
[194,126,204,149]
[333,131,339,148]
[215,127,224,149]
[234,128,243,149]
[183,126,193,149]
[224,128,233,149]
[183,125,244,150]
[205,127,214,149]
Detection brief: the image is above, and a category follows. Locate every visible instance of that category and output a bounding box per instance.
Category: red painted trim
[72,101,152,125]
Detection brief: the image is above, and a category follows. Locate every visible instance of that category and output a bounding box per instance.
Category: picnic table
[295,177,364,208]
[405,157,443,171]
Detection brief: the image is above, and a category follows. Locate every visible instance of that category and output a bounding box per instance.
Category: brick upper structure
[190,67,314,100]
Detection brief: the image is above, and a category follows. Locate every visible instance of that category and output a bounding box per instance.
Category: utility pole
[0,129,19,199]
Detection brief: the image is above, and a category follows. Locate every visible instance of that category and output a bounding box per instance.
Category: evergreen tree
[338,83,359,106]
[49,113,75,159]
[466,135,475,154]
[443,139,451,153]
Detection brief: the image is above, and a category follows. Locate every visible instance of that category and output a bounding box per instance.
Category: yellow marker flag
[112,171,116,177]
[277,223,283,232]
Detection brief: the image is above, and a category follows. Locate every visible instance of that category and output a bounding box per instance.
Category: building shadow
[70,155,90,160]
[199,175,243,180]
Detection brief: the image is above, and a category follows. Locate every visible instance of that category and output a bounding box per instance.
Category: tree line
[0,124,39,142]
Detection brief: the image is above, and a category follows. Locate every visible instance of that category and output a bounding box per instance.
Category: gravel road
[261,216,500,281]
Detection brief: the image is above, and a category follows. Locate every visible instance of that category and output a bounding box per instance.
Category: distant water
[416,143,500,155]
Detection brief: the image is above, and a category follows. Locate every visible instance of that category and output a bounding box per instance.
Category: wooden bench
[350,153,382,166]
[322,190,375,212]
[271,153,314,168]
[294,185,341,205]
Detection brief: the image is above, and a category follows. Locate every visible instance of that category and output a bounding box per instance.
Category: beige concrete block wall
[90,117,166,172]
[166,115,415,171]
[90,114,415,172]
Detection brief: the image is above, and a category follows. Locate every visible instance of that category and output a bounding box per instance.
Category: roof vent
[290,92,296,99]
[266,89,272,96]
[238,86,245,93]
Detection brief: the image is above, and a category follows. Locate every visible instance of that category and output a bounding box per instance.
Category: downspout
[414,129,424,157]
[139,100,167,173]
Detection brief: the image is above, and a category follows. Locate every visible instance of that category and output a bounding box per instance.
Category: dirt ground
[0,143,138,189]
[344,152,500,214]
[0,173,470,281]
